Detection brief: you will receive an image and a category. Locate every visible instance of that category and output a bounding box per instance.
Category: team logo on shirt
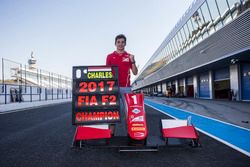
[122,57,129,62]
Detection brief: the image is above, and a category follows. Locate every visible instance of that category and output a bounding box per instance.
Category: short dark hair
[115,34,126,44]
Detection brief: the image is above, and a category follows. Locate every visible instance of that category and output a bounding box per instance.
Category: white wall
[209,70,214,99]
[193,75,198,98]
[230,64,240,100]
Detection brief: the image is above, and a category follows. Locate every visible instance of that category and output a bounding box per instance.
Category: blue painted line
[145,99,250,155]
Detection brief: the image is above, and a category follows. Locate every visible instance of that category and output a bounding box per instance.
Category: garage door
[241,64,250,100]
[214,67,230,99]
[214,68,229,81]
[199,73,210,98]
[187,77,193,85]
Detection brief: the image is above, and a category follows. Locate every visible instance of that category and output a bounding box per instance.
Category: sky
[0,0,193,80]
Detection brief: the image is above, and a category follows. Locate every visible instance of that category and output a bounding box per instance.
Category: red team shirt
[106,51,132,87]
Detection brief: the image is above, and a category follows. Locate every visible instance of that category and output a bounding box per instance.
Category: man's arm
[129,54,138,75]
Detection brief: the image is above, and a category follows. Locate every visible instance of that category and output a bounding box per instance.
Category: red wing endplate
[74,125,111,141]
[161,119,200,147]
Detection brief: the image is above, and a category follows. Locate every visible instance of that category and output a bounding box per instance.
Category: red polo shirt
[106,51,132,87]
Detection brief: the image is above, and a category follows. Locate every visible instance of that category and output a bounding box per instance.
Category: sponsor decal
[122,57,129,62]
[131,116,144,122]
[134,132,145,138]
[132,123,144,127]
[132,108,140,114]
[131,127,145,131]
[83,69,88,74]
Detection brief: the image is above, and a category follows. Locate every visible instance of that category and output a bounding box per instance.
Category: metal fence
[1,58,72,91]
[0,58,72,104]
[0,83,72,104]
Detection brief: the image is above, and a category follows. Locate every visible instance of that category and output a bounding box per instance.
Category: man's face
[115,38,126,51]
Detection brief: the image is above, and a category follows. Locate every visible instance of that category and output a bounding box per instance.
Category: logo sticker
[131,127,145,131]
[132,123,144,127]
[131,116,144,122]
[83,69,88,74]
[122,57,129,62]
[132,108,140,114]
[134,132,145,137]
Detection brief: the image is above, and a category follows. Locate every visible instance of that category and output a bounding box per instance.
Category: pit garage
[214,68,230,99]
[186,77,194,97]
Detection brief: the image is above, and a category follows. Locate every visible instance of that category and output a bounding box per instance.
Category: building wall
[134,10,250,89]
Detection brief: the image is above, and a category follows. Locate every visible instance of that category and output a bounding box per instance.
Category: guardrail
[0,84,72,105]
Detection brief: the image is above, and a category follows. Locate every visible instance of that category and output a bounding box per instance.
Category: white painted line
[196,128,250,157]
[145,103,250,157]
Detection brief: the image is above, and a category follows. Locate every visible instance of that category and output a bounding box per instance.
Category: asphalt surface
[0,102,249,167]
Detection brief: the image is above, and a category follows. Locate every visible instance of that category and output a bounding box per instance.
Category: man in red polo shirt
[106,34,138,86]
[106,34,138,135]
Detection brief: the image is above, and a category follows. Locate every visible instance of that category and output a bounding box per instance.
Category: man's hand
[129,54,138,75]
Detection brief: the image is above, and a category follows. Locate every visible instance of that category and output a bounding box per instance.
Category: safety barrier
[0,83,72,104]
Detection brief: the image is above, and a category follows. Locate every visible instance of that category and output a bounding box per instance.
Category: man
[106,34,138,87]
[106,34,138,135]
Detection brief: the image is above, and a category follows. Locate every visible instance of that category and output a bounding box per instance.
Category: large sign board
[72,66,120,125]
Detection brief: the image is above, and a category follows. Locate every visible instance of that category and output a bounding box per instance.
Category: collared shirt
[106,51,132,87]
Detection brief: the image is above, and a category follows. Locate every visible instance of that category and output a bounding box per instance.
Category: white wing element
[82,124,109,130]
[161,119,188,129]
